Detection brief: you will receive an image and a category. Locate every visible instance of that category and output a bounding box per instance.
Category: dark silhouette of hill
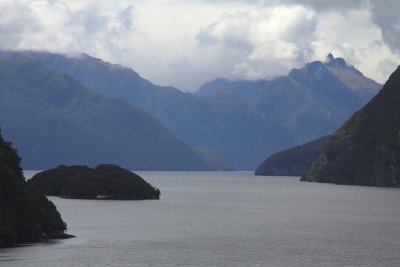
[0,54,219,170]
[28,164,160,200]
[0,132,70,247]
[255,135,331,176]
[302,66,400,186]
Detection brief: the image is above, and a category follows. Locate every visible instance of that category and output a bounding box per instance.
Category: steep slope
[255,135,331,176]
[0,132,69,247]
[302,66,400,186]
[198,54,381,144]
[13,51,292,170]
[0,55,214,170]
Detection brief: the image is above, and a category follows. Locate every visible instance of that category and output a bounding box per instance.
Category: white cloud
[369,0,400,53]
[310,8,398,83]
[196,5,317,80]
[0,0,399,90]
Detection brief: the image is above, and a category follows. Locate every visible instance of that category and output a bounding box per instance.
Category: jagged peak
[326,53,334,62]
[325,53,347,68]
[324,53,364,77]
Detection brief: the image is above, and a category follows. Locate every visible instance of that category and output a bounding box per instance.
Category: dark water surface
[1,171,400,266]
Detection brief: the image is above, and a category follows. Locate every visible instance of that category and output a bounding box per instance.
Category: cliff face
[303,66,400,186]
[0,133,69,247]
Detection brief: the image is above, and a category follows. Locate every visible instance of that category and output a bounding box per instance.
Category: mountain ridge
[2,50,382,170]
[0,54,224,170]
[12,50,292,170]
[199,54,381,144]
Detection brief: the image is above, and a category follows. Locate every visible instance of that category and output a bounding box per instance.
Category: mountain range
[197,53,381,144]
[0,51,382,170]
[13,51,291,169]
[0,54,226,170]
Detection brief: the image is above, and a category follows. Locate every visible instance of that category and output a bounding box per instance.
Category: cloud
[0,0,399,90]
[286,0,365,10]
[284,0,400,54]
[196,5,317,80]
[369,0,400,53]
[194,3,399,84]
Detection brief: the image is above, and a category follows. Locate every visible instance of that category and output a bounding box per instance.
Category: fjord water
[2,172,400,266]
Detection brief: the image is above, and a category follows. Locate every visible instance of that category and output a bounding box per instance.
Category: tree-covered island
[28,164,161,200]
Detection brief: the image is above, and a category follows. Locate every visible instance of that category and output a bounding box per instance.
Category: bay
[1,171,400,266]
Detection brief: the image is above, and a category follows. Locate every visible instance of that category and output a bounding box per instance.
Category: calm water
[1,171,400,266]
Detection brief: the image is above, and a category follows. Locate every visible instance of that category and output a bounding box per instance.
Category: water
[2,171,400,266]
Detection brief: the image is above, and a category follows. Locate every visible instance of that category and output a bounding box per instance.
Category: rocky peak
[325,53,347,68]
[326,53,334,62]
[325,53,364,76]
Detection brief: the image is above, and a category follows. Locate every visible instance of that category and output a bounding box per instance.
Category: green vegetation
[0,132,69,247]
[303,66,400,186]
[28,164,161,200]
[255,135,331,176]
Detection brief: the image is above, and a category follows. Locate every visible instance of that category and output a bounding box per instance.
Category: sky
[0,0,399,91]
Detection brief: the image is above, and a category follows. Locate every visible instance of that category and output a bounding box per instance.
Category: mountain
[11,51,292,170]
[196,78,270,100]
[0,132,70,247]
[194,147,234,171]
[0,54,218,170]
[28,164,161,200]
[6,51,380,170]
[197,54,382,144]
[255,135,331,176]
[302,66,400,186]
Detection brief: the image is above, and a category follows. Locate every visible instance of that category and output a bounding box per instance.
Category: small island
[28,164,161,200]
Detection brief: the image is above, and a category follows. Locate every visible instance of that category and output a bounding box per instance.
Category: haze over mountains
[0,54,224,170]
[12,51,291,169]
[197,53,381,144]
[0,50,382,170]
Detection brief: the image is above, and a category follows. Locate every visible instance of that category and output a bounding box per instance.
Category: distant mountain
[194,147,234,171]
[302,66,400,187]
[197,54,382,144]
[196,78,270,100]
[255,135,331,176]
[6,51,381,170]
[0,54,219,170]
[0,132,70,247]
[14,51,292,170]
